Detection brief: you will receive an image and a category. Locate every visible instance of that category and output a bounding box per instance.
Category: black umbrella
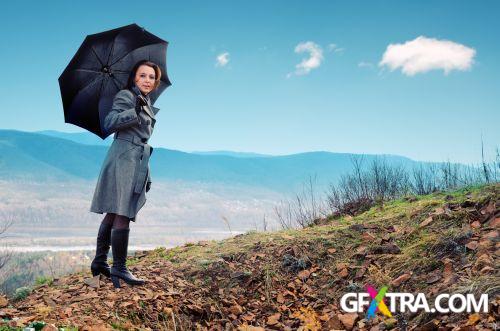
[58,23,171,139]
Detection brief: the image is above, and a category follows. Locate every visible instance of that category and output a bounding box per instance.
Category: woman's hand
[137,94,148,106]
[135,95,147,115]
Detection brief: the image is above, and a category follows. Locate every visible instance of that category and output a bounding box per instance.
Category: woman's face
[134,65,156,95]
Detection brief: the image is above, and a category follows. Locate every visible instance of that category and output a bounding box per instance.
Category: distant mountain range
[190,151,272,158]
[35,131,274,158]
[35,130,113,147]
[2,129,425,192]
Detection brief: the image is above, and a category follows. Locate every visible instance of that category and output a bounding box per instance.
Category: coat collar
[143,99,156,119]
[130,84,151,103]
[130,84,157,119]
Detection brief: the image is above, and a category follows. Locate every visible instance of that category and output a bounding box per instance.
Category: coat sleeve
[103,90,141,134]
[147,146,153,184]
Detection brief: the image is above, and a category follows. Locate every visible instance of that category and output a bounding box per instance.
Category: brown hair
[126,60,162,91]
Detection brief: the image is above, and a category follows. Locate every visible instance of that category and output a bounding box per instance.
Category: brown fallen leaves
[391,272,412,287]
[0,185,498,330]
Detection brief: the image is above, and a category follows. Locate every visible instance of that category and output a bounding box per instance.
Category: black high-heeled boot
[90,221,112,278]
[110,228,145,288]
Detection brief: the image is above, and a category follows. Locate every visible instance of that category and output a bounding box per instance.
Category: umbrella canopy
[58,23,171,139]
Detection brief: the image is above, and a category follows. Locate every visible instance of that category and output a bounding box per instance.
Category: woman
[89,60,161,288]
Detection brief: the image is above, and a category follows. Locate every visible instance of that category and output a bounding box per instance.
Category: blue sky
[1,0,498,163]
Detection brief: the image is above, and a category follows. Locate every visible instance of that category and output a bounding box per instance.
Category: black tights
[101,213,130,229]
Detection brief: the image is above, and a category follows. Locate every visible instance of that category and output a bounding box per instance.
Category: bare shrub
[412,163,440,195]
[276,144,499,229]
[274,175,328,229]
[327,156,411,216]
[0,214,14,271]
[327,152,498,218]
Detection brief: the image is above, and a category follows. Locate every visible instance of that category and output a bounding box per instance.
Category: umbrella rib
[109,50,134,67]
[109,42,163,67]
[91,46,105,67]
[110,76,123,91]
[97,74,106,101]
[106,36,116,65]
[74,68,101,74]
[73,68,128,75]
[80,74,104,93]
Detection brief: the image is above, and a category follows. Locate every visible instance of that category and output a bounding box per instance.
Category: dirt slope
[1,184,498,330]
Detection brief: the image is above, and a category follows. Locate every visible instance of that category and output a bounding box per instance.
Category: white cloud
[358,61,374,68]
[328,43,345,53]
[216,52,230,67]
[288,41,324,77]
[379,36,476,76]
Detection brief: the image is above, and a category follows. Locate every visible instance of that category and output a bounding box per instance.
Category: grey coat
[90,89,160,221]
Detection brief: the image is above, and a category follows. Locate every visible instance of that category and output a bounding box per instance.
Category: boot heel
[111,275,121,288]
